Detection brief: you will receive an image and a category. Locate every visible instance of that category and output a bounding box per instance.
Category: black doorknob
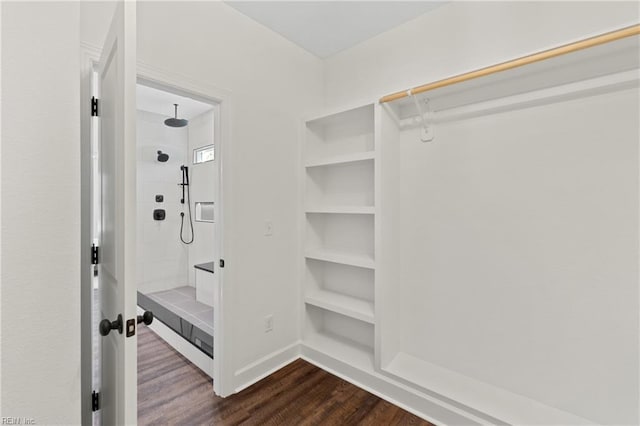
[137,311,154,326]
[99,314,123,337]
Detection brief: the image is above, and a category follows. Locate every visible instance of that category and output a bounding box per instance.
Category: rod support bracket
[411,93,434,142]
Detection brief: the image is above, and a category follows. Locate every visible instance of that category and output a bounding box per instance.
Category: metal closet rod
[379,24,640,104]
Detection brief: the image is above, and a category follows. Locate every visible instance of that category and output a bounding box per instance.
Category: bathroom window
[193,144,215,164]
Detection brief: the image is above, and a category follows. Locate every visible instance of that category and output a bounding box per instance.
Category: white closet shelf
[303,331,374,371]
[305,206,375,215]
[305,151,375,168]
[384,352,595,425]
[305,290,374,324]
[304,249,375,269]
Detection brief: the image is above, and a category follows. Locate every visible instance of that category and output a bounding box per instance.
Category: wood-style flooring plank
[138,326,434,425]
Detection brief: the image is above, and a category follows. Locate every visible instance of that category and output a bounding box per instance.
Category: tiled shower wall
[136,110,190,294]
[187,110,217,286]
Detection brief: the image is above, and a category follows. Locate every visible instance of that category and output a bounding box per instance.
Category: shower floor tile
[173,299,211,314]
[194,309,214,328]
[152,290,191,305]
[145,286,213,338]
[175,286,196,298]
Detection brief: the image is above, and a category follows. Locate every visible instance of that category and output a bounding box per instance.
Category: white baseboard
[382,352,593,425]
[233,341,301,393]
[137,306,214,378]
[300,344,488,426]
[229,340,488,425]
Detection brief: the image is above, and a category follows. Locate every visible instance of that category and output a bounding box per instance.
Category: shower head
[157,150,169,162]
[164,103,188,128]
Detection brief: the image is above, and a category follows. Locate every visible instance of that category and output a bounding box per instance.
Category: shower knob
[99,314,123,336]
[137,311,154,326]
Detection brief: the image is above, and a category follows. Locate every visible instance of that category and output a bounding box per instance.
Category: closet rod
[379,24,640,104]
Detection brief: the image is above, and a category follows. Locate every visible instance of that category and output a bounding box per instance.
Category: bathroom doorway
[90,70,230,424]
[134,81,221,379]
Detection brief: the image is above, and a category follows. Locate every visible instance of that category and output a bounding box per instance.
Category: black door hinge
[91,97,99,117]
[91,244,99,265]
[219,259,225,268]
[92,391,100,412]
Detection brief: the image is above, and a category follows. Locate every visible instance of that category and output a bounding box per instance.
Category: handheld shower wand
[179,165,194,244]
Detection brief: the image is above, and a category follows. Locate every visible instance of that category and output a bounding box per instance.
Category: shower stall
[135,84,218,369]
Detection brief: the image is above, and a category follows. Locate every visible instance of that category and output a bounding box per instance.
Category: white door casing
[135,69,233,396]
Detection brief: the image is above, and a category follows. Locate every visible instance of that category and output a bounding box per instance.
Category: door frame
[134,65,233,396]
[81,42,235,425]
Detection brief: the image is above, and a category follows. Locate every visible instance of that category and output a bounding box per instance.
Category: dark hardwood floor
[138,326,433,425]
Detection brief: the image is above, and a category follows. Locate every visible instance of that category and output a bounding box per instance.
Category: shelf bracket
[410,91,434,142]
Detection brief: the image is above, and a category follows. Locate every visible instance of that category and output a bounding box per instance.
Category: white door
[96,3,137,425]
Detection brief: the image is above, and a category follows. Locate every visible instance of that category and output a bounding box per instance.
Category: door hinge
[92,391,100,412]
[91,244,99,265]
[219,259,225,268]
[91,96,99,117]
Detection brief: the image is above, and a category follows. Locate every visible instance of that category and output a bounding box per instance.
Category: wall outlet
[264,314,273,332]
[264,220,273,236]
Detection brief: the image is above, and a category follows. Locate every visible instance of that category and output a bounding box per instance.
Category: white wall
[82,1,323,391]
[1,2,81,424]
[396,88,639,424]
[325,1,639,424]
[324,1,639,108]
[136,110,190,294]
[187,109,216,288]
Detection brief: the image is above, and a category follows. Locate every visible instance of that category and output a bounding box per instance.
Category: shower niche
[195,202,215,222]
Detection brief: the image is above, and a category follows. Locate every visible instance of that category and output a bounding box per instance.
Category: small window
[193,144,215,164]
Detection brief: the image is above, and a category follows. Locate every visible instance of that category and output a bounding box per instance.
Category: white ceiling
[225,1,446,58]
[136,84,214,119]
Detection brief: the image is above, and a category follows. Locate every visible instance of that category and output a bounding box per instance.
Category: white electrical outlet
[264,315,273,332]
[264,220,273,236]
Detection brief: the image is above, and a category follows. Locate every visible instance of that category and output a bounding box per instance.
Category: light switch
[264,221,273,236]
[264,315,273,332]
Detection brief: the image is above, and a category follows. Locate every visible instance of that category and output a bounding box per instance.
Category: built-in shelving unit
[302,104,376,370]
